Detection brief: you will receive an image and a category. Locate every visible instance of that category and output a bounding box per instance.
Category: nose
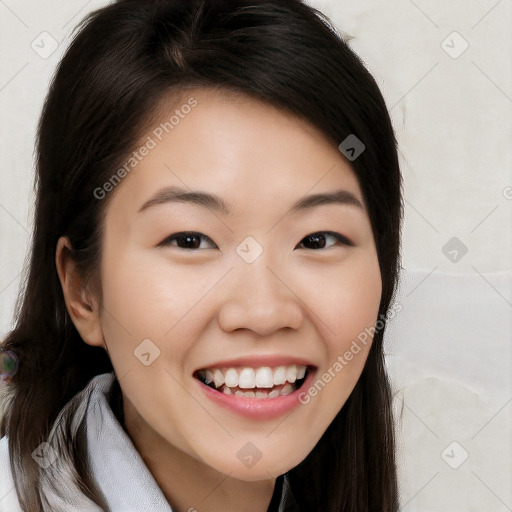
[217,257,304,336]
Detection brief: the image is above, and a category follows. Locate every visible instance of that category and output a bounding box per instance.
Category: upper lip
[194,355,317,371]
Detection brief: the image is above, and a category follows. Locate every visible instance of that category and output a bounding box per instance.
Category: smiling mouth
[193,364,313,399]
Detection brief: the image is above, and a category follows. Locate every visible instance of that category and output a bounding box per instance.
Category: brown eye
[296,231,352,250]
[158,232,217,250]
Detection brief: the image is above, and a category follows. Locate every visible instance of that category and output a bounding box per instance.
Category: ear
[55,236,105,348]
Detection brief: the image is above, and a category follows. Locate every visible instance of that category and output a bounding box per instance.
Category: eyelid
[157,230,354,251]
[330,231,353,246]
[297,231,354,249]
[157,231,217,249]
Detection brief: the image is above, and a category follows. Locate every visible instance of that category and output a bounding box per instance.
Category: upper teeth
[200,365,307,389]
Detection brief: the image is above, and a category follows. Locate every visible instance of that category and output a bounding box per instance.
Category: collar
[41,372,299,511]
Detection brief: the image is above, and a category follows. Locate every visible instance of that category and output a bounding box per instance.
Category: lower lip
[195,369,316,420]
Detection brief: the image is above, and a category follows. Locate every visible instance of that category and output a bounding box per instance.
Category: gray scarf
[39,372,298,512]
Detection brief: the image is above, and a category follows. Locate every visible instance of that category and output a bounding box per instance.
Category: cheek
[300,250,382,350]
[301,250,381,399]
[97,249,221,380]
[336,260,382,347]
[99,250,203,335]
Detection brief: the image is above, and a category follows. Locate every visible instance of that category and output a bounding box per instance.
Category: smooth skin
[56,88,382,512]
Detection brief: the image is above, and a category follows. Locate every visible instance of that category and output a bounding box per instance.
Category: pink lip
[194,354,316,371]
[195,367,316,420]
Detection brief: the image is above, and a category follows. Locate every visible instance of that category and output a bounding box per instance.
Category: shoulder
[0,436,24,512]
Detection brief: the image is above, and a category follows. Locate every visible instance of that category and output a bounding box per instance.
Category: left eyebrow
[137,186,364,215]
[290,190,364,212]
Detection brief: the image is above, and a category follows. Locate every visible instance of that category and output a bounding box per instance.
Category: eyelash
[157,231,353,251]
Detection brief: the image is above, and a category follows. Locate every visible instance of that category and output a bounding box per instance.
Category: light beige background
[1,1,511,510]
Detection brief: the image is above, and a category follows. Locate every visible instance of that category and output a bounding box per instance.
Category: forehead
[108,87,364,220]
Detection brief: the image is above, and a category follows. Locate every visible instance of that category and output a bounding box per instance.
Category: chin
[210,449,310,481]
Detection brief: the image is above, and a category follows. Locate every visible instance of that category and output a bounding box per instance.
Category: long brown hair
[1,1,403,510]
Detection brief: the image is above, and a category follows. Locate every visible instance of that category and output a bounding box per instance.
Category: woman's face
[86,88,381,480]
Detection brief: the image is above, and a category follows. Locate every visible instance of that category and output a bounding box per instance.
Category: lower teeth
[197,370,309,399]
[221,383,295,399]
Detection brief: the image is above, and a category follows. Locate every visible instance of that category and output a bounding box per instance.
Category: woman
[0,0,403,510]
